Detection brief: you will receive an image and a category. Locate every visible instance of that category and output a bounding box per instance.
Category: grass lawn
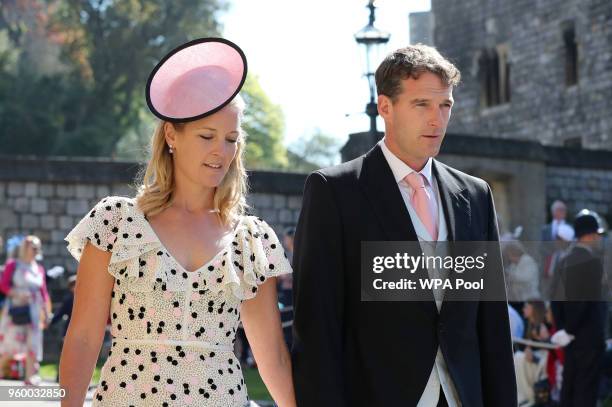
[39,363,271,401]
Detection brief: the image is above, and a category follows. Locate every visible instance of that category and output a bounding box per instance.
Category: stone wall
[431,0,612,150]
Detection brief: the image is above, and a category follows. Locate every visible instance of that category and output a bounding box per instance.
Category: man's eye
[199,135,213,140]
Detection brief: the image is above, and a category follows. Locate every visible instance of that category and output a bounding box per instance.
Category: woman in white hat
[59,38,296,407]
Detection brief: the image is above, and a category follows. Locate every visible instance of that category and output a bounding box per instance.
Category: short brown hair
[375,44,461,101]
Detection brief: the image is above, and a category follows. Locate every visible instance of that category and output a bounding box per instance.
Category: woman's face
[24,240,40,259]
[522,303,533,319]
[166,105,241,189]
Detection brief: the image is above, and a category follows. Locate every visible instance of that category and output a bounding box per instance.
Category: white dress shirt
[380,139,462,407]
[551,219,566,240]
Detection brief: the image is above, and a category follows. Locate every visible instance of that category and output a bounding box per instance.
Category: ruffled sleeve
[65,196,126,260]
[247,216,293,282]
[65,196,163,286]
[208,216,292,300]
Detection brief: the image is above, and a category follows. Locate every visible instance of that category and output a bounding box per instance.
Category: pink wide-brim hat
[146,38,247,123]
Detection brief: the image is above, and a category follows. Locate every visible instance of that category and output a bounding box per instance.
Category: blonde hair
[18,235,41,262]
[136,96,248,226]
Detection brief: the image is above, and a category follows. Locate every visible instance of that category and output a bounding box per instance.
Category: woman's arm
[0,260,16,295]
[241,277,296,407]
[59,242,115,407]
[38,264,52,325]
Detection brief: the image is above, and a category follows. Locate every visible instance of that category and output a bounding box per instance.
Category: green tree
[241,74,288,170]
[288,128,341,171]
[0,0,225,156]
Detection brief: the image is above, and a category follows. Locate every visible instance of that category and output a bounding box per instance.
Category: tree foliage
[241,74,288,170]
[288,128,341,171]
[0,0,225,156]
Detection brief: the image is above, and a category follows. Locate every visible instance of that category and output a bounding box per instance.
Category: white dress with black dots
[65,196,292,406]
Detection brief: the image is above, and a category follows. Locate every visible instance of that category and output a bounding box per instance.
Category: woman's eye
[199,135,213,140]
[226,138,238,144]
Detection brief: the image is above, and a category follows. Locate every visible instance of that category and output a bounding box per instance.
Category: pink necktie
[404,172,438,241]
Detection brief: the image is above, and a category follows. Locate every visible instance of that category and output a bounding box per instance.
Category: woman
[59,38,296,406]
[514,300,551,406]
[0,235,52,385]
[503,241,540,309]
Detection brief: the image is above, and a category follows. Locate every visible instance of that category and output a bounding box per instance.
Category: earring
[169,145,174,154]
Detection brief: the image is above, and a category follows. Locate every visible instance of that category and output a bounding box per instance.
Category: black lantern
[354,0,390,141]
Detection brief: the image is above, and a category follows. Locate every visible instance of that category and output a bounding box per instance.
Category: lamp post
[354,0,390,144]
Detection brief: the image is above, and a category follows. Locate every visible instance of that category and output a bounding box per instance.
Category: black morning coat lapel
[431,159,471,243]
[432,159,471,311]
[359,144,418,243]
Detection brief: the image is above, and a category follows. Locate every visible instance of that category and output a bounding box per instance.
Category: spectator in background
[503,241,540,310]
[50,274,76,336]
[0,234,5,307]
[279,227,295,349]
[0,235,51,385]
[50,274,76,382]
[508,303,525,340]
[278,227,295,307]
[541,201,573,298]
[546,223,574,301]
[552,210,606,407]
[514,300,551,407]
[542,200,569,242]
[545,305,565,404]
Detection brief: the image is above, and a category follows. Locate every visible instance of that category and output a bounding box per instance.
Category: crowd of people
[502,200,611,406]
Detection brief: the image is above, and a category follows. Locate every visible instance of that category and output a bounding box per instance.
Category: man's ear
[378,94,392,118]
[164,122,178,147]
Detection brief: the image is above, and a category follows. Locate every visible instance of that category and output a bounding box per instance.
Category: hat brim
[146,38,247,123]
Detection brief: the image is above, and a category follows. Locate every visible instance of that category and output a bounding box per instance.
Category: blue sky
[220,0,431,149]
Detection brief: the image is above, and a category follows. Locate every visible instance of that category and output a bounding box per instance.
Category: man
[541,200,573,297]
[292,45,517,406]
[542,200,570,242]
[552,210,606,407]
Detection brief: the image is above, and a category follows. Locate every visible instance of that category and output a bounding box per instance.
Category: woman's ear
[164,122,178,148]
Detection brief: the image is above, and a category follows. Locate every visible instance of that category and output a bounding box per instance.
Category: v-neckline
[138,206,244,274]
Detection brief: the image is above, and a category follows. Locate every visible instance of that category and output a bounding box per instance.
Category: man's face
[553,207,567,221]
[378,72,453,169]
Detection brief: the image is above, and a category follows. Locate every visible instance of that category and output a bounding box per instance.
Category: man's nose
[428,108,444,128]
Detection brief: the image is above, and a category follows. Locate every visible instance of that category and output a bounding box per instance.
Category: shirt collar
[379,138,434,186]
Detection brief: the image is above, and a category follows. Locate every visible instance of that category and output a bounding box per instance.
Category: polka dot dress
[65,196,292,406]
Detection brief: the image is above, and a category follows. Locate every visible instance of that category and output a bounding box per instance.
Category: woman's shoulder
[65,196,142,259]
[87,195,140,229]
[239,214,274,230]
[91,195,136,212]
